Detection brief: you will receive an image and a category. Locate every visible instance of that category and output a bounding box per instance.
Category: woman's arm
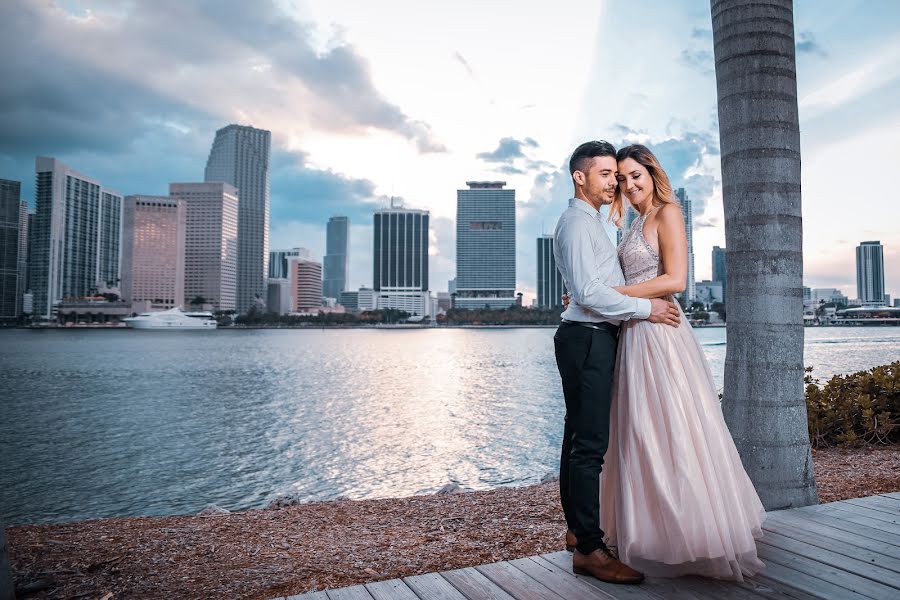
[615,203,688,299]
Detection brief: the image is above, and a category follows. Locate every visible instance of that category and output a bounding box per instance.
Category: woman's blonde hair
[609,144,677,228]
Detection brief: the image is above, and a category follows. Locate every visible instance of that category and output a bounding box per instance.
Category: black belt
[560,319,619,335]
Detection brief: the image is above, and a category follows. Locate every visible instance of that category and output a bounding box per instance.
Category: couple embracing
[553,141,765,584]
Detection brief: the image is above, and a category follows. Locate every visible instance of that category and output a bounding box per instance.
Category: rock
[436,483,463,494]
[540,472,559,484]
[197,504,231,516]
[267,494,304,509]
[333,495,351,502]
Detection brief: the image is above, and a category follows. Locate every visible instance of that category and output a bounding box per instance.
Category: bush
[806,362,899,448]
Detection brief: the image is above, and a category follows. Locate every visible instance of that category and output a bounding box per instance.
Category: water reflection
[0,326,897,525]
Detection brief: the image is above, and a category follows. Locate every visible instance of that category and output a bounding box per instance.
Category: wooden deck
[273,492,900,600]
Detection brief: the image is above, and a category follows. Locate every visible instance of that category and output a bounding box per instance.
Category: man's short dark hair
[569,140,617,176]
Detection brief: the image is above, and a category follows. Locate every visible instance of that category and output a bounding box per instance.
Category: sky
[1,0,899,303]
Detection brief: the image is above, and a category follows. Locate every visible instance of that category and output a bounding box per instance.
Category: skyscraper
[675,188,695,303]
[712,245,726,301]
[373,203,430,315]
[0,179,21,321]
[17,200,29,316]
[324,216,349,300]
[121,196,186,309]
[269,247,311,279]
[204,124,271,313]
[30,158,123,319]
[455,181,516,309]
[856,241,885,306]
[290,257,323,313]
[170,182,238,311]
[536,234,565,308]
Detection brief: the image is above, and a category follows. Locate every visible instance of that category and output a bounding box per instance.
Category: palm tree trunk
[710,0,817,510]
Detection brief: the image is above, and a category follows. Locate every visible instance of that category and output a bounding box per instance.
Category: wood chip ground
[7,446,899,599]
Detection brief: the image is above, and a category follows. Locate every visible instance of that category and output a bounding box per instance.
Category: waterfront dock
[276,492,900,600]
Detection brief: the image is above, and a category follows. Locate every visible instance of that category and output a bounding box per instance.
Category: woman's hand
[561,293,570,308]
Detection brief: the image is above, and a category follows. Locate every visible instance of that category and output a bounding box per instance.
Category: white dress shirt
[553,197,651,324]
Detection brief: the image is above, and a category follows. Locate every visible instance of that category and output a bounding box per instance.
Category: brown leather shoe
[565,529,577,552]
[572,548,644,585]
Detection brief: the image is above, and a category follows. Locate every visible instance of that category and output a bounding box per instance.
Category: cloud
[679,48,714,74]
[269,151,386,225]
[0,0,446,169]
[691,27,712,40]
[453,51,475,78]
[796,31,827,57]
[476,137,540,163]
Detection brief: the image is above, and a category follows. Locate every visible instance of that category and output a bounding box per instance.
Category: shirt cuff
[635,297,652,320]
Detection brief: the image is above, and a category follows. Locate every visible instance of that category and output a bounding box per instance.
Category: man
[553,140,679,584]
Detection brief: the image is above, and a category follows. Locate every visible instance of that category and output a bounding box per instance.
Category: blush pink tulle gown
[600,208,766,581]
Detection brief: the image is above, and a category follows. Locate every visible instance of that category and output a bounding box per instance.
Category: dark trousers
[554,321,618,555]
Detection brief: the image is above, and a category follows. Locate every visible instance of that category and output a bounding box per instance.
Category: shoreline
[9,322,899,330]
[6,446,899,599]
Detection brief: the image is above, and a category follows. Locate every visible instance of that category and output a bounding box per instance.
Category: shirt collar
[569,197,601,218]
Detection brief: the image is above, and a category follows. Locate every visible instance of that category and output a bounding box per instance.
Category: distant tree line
[233,308,412,327]
[438,305,564,326]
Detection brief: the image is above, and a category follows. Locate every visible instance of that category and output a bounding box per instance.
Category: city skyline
[1,1,898,303]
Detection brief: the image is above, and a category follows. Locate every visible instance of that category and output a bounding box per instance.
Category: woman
[565,144,765,581]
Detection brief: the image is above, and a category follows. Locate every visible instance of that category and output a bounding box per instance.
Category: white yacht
[124,307,218,330]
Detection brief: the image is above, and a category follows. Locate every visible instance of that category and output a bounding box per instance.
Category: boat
[124,307,218,330]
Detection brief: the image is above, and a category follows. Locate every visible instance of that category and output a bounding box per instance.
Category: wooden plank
[674,575,786,600]
[366,579,421,600]
[286,592,329,600]
[538,552,666,600]
[752,558,873,600]
[825,505,900,533]
[741,575,824,600]
[759,529,900,589]
[476,561,566,600]
[405,573,469,600]
[763,514,900,573]
[757,540,896,600]
[880,492,900,502]
[508,557,615,600]
[842,496,900,516]
[771,507,900,548]
[539,551,737,600]
[441,567,518,600]
[328,585,376,600]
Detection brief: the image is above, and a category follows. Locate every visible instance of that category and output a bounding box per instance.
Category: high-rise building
[29,158,123,319]
[0,179,21,321]
[290,257,322,313]
[712,245,726,300]
[338,290,359,312]
[536,234,565,308]
[455,181,516,309]
[204,124,271,313]
[170,182,238,311]
[674,188,695,303]
[121,196,186,309]
[266,278,292,315]
[99,191,123,289]
[856,241,885,307]
[324,216,349,300]
[269,247,311,279]
[373,204,431,315]
[17,200,29,316]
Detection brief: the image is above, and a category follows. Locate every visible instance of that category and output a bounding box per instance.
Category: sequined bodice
[617,210,661,285]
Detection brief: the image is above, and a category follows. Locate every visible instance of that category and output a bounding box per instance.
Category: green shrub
[806,362,899,448]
